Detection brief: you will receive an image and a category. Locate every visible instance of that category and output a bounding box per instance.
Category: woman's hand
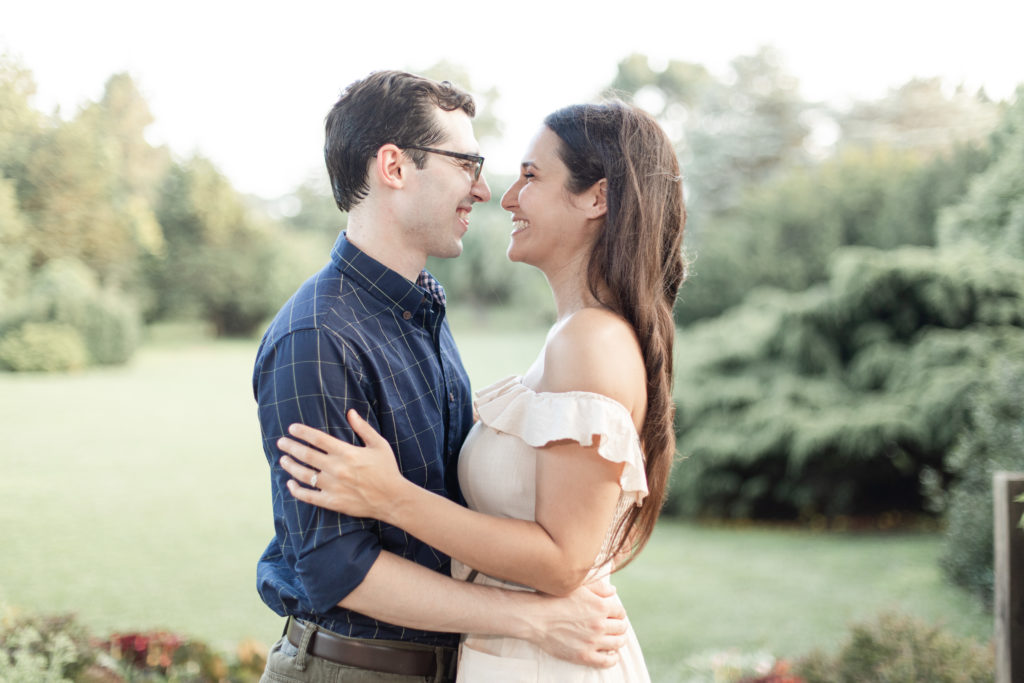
[277,410,405,521]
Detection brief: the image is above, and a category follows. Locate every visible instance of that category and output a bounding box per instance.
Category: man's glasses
[404,145,485,181]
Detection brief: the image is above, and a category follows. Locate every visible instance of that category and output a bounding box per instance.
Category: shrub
[0,258,141,370]
[58,290,141,365]
[100,630,266,681]
[0,627,75,682]
[25,258,141,365]
[1,606,268,682]
[795,612,993,683]
[668,248,1024,520]
[938,358,1024,605]
[0,611,96,681]
[673,650,801,683]
[0,322,89,372]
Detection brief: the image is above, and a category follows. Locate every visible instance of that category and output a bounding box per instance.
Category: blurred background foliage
[2,49,1023,611]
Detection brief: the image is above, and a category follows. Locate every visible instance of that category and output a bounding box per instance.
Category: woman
[277,101,685,681]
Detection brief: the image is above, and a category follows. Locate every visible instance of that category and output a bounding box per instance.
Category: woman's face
[500,126,595,271]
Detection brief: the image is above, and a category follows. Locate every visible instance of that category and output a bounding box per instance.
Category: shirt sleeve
[255,326,382,613]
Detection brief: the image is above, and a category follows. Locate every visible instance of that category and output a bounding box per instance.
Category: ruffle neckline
[473,376,648,505]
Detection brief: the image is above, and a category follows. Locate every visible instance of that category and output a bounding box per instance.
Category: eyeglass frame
[403,145,485,181]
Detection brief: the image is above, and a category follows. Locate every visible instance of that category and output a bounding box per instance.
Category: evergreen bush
[0,258,141,370]
[796,612,993,683]
[0,322,89,372]
[668,248,1024,519]
[937,359,1024,605]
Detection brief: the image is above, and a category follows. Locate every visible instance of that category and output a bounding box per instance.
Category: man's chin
[435,239,463,259]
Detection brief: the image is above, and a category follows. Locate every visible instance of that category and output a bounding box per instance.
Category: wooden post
[995,471,1024,683]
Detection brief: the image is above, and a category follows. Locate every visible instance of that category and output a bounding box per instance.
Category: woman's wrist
[380,476,419,527]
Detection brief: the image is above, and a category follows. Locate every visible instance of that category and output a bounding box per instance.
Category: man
[254,70,625,682]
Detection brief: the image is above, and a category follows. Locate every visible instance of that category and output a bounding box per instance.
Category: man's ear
[375,144,406,190]
[583,178,608,220]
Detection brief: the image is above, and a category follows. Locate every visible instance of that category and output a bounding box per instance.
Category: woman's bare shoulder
[540,308,645,412]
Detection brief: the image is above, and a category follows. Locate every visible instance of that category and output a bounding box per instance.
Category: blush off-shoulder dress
[452,376,651,682]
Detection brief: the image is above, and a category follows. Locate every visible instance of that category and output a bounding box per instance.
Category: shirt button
[402,311,412,320]
[448,392,454,402]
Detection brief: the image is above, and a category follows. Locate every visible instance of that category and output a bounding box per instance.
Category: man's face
[400,108,491,261]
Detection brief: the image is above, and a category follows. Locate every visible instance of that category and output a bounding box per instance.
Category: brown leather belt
[286,617,453,677]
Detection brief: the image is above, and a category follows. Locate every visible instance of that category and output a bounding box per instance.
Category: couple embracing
[253,70,685,682]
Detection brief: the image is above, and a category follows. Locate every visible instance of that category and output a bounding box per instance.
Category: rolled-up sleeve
[256,327,382,613]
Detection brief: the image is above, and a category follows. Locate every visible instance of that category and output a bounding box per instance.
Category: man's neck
[345,217,425,282]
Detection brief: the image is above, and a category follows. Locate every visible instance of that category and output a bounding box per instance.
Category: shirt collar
[416,270,447,307]
[330,232,446,314]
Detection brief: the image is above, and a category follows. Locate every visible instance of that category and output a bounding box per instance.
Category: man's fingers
[580,648,621,669]
[604,616,628,636]
[605,597,626,622]
[587,581,617,599]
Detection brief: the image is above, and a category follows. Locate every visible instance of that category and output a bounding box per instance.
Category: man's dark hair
[324,70,476,212]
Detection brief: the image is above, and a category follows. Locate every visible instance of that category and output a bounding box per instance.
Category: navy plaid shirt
[253,232,473,647]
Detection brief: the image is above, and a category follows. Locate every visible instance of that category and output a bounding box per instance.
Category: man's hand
[530,580,627,668]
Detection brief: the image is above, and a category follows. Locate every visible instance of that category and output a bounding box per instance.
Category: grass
[0,324,993,677]
[614,523,992,680]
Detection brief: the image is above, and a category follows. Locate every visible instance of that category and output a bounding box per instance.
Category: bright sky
[3,0,1021,199]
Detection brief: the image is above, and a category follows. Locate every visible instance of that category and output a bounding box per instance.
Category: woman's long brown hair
[544,101,686,568]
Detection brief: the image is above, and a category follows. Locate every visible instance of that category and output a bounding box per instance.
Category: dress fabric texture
[452,376,651,682]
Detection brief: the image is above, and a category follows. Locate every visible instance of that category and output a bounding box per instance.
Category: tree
[837,78,1001,154]
[150,155,299,335]
[675,141,990,324]
[0,54,41,183]
[279,173,346,236]
[418,60,503,145]
[18,116,133,279]
[0,55,40,301]
[937,88,1024,258]
[606,48,810,221]
[0,175,30,303]
[11,72,167,287]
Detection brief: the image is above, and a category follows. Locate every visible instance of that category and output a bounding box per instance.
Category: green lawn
[615,524,992,680]
[0,328,993,678]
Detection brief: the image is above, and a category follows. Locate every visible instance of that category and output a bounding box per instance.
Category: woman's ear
[374,144,406,190]
[584,178,608,219]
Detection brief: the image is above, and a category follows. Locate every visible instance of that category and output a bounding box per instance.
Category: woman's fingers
[277,435,328,471]
[279,453,315,482]
[287,422,346,455]
[346,409,389,448]
[285,477,321,504]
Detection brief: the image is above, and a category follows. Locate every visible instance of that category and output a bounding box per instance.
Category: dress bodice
[451,375,648,583]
